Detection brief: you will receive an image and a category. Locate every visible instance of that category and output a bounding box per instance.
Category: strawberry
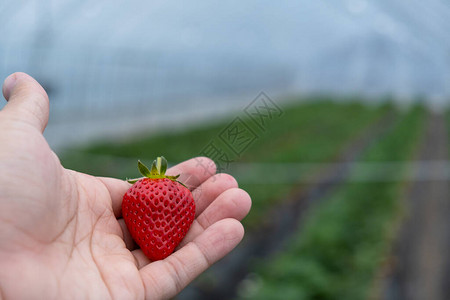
[122,156,195,261]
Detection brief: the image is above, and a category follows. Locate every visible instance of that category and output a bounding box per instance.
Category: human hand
[0,72,251,299]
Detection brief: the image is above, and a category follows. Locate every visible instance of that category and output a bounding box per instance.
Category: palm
[0,73,251,299]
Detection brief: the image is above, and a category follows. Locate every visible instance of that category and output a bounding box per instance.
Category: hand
[0,72,251,299]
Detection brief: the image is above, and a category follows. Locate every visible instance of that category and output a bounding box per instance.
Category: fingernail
[2,73,17,100]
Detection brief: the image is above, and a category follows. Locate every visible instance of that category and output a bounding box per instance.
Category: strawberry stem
[128,157,187,188]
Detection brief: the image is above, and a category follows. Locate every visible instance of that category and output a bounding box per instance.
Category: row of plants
[242,105,426,300]
[237,101,392,228]
[61,99,392,229]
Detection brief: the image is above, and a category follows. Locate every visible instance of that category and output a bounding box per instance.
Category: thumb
[2,72,50,132]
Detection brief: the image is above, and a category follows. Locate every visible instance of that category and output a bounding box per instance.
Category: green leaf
[131,157,179,181]
[126,177,141,184]
[150,159,159,176]
[177,181,188,189]
[158,156,168,176]
[137,160,151,177]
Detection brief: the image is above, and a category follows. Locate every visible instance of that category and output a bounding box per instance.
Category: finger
[192,173,238,217]
[103,157,217,217]
[139,218,244,299]
[118,218,137,250]
[97,177,131,217]
[132,249,151,269]
[196,188,251,228]
[167,156,216,191]
[178,188,251,248]
[1,72,49,132]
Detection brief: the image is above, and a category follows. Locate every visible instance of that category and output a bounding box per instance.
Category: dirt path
[177,112,397,300]
[383,113,450,300]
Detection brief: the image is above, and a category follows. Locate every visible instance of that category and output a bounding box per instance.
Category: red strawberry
[122,156,195,261]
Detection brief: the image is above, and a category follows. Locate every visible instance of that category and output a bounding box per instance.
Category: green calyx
[127,156,186,187]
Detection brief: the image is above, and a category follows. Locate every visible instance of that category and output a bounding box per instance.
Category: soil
[382,113,450,300]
